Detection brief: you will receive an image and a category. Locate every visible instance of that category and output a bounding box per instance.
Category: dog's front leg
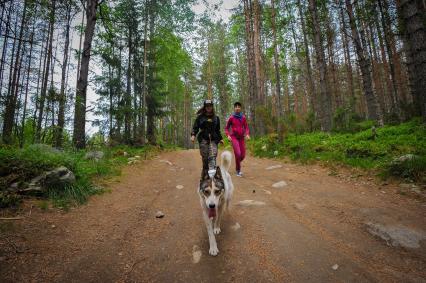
[203,212,219,256]
[214,205,224,235]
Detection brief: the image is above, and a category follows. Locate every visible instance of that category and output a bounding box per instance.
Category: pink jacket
[225,114,250,139]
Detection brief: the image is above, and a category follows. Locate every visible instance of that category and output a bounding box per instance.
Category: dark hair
[234,101,242,107]
[197,104,215,115]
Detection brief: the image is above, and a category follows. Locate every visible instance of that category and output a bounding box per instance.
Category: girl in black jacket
[191,99,223,177]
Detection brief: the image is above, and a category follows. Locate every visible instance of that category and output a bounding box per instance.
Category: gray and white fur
[198,151,234,256]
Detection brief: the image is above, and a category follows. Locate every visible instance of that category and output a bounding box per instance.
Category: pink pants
[231,136,246,172]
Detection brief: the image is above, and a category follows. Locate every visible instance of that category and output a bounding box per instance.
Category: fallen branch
[0,217,24,220]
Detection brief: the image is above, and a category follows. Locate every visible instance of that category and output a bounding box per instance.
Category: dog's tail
[221,150,232,172]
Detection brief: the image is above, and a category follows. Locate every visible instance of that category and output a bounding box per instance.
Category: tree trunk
[108,58,114,140]
[339,4,355,107]
[13,42,27,140]
[124,26,132,144]
[252,0,265,135]
[133,30,140,143]
[298,0,316,116]
[0,2,12,99]
[378,0,401,114]
[55,4,71,148]
[183,73,191,148]
[217,25,228,123]
[76,12,85,90]
[133,65,139,143]
[243,0,256,135]
[5,15,18,112]
[2,0,28,144]
[33,22,48,137]
[326,8,341,112]
[146,0,157,145]
[235,44,247,109]
[0,2,5,37]
[36,0,56,142]
[47,32,60,136]
[115,46,124,140]
[139,0,149,144]
[308,0,332,131]
[396,0,426,120]
[20,30,34,148]
[366,19,387,116]
[73,0,99,149]
[373,5,394,113]
[207,38,213,99]
[345,0,383,125]
[271,0,283,140]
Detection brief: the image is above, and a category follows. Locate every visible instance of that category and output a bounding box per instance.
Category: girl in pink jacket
[225,102,250,177]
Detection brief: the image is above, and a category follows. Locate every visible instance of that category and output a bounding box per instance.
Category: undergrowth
[249,118,426,182]
[0,144,169,209]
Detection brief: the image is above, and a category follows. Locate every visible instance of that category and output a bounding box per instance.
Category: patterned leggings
[199,139,218,175]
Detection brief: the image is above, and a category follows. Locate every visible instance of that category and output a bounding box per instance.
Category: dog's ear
[214,166,223,179]
[201,168,210,181]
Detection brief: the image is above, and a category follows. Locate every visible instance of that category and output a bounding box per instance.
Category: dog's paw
[209,245,219,256]
[214,227,221,234]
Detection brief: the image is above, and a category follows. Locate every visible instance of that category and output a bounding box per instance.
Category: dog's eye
[203,190,211,196]
[214,190,222,195]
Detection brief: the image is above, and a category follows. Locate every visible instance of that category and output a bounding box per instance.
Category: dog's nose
[209,203,215,209]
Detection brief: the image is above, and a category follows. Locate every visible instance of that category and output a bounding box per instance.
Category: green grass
[0,144,166,208]
[249,118,426,182]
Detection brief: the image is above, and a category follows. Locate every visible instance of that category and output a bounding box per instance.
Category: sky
[81,0,240,135]
[192,0,239,22]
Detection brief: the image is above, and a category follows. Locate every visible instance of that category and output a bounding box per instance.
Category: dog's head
[199,167,225,218]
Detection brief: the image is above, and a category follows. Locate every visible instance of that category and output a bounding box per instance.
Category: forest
[0,0,426,148]
[0,0,424,149]
[1,1,426,280]
[0,0,425,206]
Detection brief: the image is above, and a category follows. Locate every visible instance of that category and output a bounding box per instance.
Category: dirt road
[1,150,425,282]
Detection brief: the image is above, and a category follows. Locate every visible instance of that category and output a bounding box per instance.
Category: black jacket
[191,114,223,144]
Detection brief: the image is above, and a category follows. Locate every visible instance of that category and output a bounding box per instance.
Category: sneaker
[236,171,243,177]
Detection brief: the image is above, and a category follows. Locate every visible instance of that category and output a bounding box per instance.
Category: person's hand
[246,135,250,140]
[191,135,195,143]
[227,135,232,142]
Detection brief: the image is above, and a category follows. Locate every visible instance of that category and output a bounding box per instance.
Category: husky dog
[198,151,234,256]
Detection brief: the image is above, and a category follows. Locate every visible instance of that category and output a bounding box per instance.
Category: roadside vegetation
[249,118,426,182]
[0,144,169,209]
